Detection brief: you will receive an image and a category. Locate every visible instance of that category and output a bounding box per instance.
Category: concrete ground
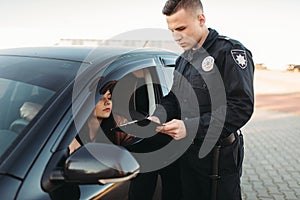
[132,69,300,200]
[241,69,300,200]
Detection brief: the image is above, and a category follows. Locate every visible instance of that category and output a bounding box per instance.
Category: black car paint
[0,46,178,199]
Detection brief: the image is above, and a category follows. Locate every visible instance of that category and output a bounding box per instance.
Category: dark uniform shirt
[155,28,254,143]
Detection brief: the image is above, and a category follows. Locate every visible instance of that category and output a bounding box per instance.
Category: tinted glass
[0,55,82,158]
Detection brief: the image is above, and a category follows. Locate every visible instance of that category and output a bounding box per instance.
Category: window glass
[158,67,174,96]
[0,78,9,98]
[69,67,156,153]
[0,78,54,157]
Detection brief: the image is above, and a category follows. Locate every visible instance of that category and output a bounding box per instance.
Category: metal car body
[0,46,177,199]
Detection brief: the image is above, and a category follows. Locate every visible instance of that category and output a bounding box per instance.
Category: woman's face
[94,90,112,119]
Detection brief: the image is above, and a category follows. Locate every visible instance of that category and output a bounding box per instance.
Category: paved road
[241,70,300,200]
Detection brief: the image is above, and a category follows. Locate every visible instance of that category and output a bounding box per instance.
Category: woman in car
[69,81,135,153]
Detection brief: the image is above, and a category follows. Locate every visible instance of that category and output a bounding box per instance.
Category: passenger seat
[9,102,42,134]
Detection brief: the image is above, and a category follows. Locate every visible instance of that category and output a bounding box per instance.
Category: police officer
[150,0,255,199]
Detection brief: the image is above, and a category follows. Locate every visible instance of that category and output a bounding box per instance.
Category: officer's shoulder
[217,35,244,48]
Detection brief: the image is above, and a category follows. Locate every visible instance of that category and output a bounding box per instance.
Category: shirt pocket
[191,75,208,91]
[191,75,211,106]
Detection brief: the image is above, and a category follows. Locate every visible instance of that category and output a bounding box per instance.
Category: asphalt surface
[241,70,300,200]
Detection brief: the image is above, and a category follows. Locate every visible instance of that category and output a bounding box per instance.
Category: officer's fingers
[147,116,161,124]
[163,119,178,126]
[159,130,178,139]
[164,120,187,140]
[158,123,178,133]
[156,125,165,132]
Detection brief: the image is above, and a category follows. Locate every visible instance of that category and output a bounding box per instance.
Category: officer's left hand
[156,119,187,140]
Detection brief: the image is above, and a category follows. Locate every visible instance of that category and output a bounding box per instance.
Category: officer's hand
[157,119,187,140]
[147,116,161,124]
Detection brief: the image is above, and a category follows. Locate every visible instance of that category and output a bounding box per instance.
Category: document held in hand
[111,118,161,137]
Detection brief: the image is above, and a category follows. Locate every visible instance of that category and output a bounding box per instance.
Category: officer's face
[166,8,206,51]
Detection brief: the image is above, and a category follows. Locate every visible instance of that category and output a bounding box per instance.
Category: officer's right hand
[157,119,187,140]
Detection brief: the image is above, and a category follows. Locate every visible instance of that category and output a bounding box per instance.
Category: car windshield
[0,55,82,158]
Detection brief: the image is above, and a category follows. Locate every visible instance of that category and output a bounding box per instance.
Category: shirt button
[184,117,189,120]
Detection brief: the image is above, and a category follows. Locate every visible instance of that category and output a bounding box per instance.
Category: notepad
[111,118,162,137]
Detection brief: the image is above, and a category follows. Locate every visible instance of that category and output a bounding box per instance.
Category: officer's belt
[192,132,237,147]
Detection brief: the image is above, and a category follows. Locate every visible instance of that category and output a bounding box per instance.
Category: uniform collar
[202,28,219,50]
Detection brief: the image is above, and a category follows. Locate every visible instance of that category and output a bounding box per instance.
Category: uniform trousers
[180,133,244,200]
[128,159,182,200]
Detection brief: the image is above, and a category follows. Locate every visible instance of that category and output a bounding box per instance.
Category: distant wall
[57,39,183,54]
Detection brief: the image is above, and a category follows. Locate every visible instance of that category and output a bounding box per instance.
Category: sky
[1,0,300,69]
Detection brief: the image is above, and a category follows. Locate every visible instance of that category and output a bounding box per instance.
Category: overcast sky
[1,0,299,69]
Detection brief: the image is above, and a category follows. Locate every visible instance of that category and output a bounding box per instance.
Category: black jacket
[154,28,254,143]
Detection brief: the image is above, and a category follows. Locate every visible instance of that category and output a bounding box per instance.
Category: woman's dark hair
[99,81,118,143]
[99,80,117,94]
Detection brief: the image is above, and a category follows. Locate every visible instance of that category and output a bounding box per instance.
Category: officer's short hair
[162,0,203,16]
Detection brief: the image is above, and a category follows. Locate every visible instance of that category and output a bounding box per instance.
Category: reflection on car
[0,46,177,199]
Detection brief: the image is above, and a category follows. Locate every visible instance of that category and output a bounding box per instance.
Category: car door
[77,53,178,199]
[38,51,177,200]
[47,53,163,200]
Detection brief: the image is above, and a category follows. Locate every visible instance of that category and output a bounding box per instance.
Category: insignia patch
[231,49,247,69]
[202,56,214,72]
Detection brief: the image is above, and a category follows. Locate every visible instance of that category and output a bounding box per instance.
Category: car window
[67,66,158,199]
[0,78,9,98]
[0,55,81,160]
[0,78,54,157]
[69,67,157,151]
[157,67,174,96]
[156,56,176,96]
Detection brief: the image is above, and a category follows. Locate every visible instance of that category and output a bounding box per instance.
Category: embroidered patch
[231,49,247,69]
[202,56,214,72]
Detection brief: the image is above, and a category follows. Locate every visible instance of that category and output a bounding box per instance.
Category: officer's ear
[197,13,206,26]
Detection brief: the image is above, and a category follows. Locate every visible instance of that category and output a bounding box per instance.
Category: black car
[0,46,178,199]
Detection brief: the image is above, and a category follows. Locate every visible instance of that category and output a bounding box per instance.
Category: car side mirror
[51,143,139,185]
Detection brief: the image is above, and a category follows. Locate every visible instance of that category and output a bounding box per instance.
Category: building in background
[57,39,182,54]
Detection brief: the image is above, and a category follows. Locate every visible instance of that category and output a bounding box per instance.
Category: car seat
[9,102,42,134]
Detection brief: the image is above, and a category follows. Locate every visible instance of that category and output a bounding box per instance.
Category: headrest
[20,102,42,121]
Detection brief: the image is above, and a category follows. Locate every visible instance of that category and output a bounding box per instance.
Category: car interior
[0,79,54,155]
[0,80,53,131]
[114,67,155,121]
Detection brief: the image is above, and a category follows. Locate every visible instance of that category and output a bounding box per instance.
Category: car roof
[0,46,177,92]
[0,46,176,63]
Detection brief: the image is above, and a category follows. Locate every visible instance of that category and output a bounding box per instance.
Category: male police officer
[151,0,254,199]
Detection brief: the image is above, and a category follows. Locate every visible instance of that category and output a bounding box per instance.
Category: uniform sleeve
[220,45,254,136]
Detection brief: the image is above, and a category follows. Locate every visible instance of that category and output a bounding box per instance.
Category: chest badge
[202,56,214,72]
[231,49,248,69]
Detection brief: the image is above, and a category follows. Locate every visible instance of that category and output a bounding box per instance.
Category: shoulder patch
[231,49,247,69]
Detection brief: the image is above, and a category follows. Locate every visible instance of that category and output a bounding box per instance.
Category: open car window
[68,67,158,153]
